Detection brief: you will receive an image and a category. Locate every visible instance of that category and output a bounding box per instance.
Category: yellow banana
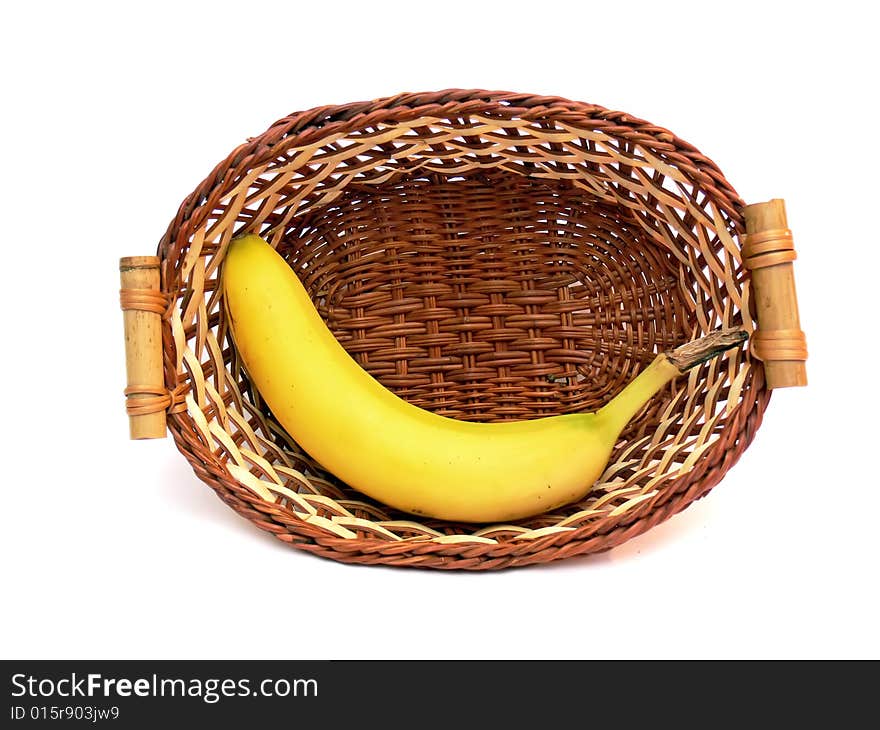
[222,234,745,523]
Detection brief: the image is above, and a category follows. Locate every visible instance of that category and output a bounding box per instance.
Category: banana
[222,234,745,523]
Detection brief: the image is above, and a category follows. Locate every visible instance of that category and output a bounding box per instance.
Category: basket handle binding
[119,256,169,439]
[742,199,808,388]
[118,200,806,440]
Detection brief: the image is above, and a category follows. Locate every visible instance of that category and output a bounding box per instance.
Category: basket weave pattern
[158,90,768,569]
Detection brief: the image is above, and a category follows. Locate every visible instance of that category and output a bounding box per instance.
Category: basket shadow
[157,456,294,551]
[159,449,716,570]
[535,499,716,572]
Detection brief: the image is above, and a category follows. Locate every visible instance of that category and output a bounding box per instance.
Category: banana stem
[665,328,748,372]
[596,327,747,435]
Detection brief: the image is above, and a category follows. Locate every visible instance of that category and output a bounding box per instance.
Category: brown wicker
[154,89,770,569]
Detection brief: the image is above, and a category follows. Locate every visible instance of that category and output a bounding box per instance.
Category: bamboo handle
[742,199,808,388]
[120,256,168,439]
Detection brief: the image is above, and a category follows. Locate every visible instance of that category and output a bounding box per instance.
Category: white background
[2,0,877,660]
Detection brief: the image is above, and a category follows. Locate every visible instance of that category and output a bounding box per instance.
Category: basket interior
[161,97,756,544]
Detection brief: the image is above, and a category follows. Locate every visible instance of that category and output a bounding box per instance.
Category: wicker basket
[120,90,807,569]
